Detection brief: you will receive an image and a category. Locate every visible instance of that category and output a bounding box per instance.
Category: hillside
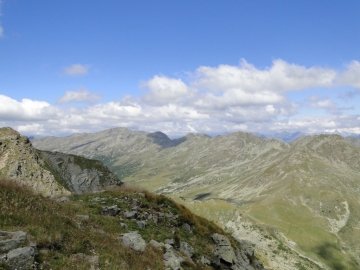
[32,128,360,269]
[0,127,122,196]
[0,179,265,270]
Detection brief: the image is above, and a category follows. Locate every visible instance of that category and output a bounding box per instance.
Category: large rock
[121,232,146,252]
[0,127,70,197]
[163,247,184,270]
[0,231,27,253]
[211,233,237,266]
[102,205,120,216]
[6,246,35,270]
[179,241,194,258]
[39,151,123,194]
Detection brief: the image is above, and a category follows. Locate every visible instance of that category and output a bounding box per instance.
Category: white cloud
[57,88,102,104]
[64,64,91,76]
[193,59,336,93]
[142,75,195,105]
[2,59,360,137]
[0,95,52,121]
[338,61,360,89]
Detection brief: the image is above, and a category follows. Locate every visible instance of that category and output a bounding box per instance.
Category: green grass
[0,179,248,269]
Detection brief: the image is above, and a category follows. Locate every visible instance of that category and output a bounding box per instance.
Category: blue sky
[1,1,360,137]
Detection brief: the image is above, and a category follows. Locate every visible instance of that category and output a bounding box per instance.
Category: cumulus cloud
[338,61,360,89]
[193,59,336,93]
[142,75,195,105]
[0,95,53,121]
[2,59,360,137]
[64,64,91,76]
[57,88,103,104]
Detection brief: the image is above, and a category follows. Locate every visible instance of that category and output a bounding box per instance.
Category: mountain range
[32,127,360,270]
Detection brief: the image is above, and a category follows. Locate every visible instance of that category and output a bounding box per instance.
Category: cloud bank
[2,59,360,137]
[56,87,103,104]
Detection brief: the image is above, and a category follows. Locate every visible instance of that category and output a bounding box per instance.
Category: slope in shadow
[146,132,187,148]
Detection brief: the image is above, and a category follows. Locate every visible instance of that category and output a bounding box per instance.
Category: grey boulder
[102,205,120,216]
[211,233,237,266]
[163,248,184,270]
[7,246,35,270]
[179,241,194,258]
[0,231,27,254]
[124,210,137,219]
[121,232,146,252]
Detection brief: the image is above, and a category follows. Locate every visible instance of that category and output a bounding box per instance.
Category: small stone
[124,211,137,219]
[181,223,192,233]
[102,205,120,216]
[56,197,70,203]
[120,223,128,229]
[136,221,146,229]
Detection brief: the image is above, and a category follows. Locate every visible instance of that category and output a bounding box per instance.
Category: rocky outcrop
[0,127,70,197]
[88,192,266,270]
[211,233,265,270]
[39,150,122,194]
[0,231,36,270]
[0,127,123,196]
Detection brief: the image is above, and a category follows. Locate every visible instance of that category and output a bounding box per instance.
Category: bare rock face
[39,150,122,194]
[0,127,123,196]
[0,127,70,197]
[211,233,237,267]
[211,233,266,270]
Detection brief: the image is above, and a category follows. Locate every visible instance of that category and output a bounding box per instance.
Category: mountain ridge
[0,127,123,196]
[32,127,360,269]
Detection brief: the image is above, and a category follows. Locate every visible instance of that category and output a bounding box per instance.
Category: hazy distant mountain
[345,136,360,148]
[32,127,360,269]
[257,131,306,142]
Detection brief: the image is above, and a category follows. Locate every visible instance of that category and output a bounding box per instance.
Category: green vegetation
[0,178,242,269]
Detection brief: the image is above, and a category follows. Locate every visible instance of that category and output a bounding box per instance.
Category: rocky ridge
[0,127,122,196]
[32,127,360,269]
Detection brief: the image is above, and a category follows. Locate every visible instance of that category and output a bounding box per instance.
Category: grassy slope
[0,179,250,270]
